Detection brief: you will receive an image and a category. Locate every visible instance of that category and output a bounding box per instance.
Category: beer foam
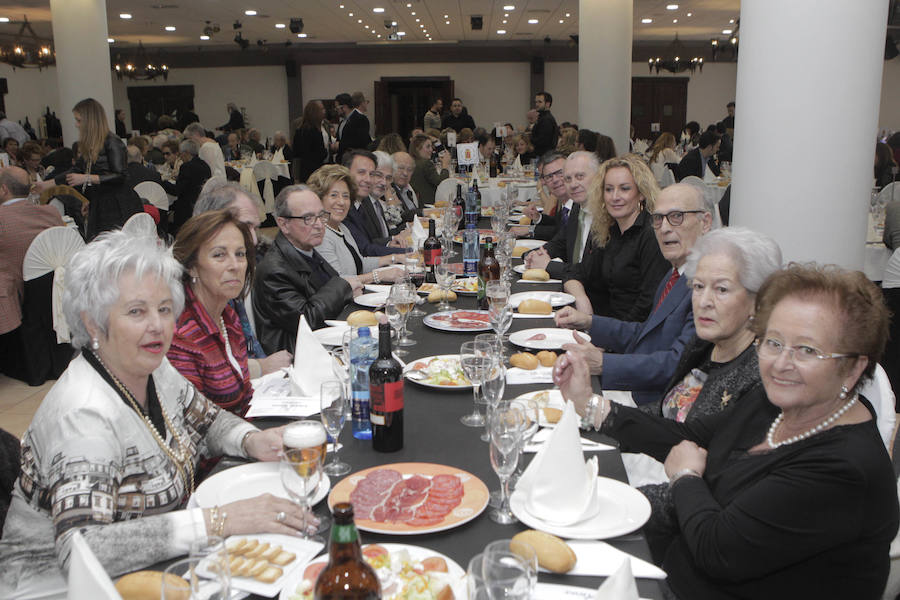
[284,423,327,448]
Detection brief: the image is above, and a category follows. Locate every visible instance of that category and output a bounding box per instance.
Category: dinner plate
[509,476,651,539]
[279,543,466,600]
[509,328,590,350]
[451,277,479,295]
[513,389,566,427]
[354,292,388,308]
[312,325,348,346]
[328,462,490,535]
[515,238,545,250]
[191,462,331,509]
[509,291,575,309]
[423,310,492,332]
[403,354,472,390]
[364,283,392,294]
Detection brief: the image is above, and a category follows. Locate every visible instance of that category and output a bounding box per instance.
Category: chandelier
[0,16,55,70]
[648,34,703,74]
[112,42,169,81]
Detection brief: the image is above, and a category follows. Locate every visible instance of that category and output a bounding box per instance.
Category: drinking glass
[509,398,540,488]
[467,553,491,600]
[482,539,538,599]
[389,283,417,346]
[487,281,513,344]
[489,404,524,524]
[459,340,492,427]
[406,261,427,317]
[434,261,456,312]
[480,359,506,443]
[188,535,230,595]
[281,421,327,542]
[491,210,506,235]
[329,347,350,397]
[320,381,350,476]
[162,556,230,600]
[383,297,409,357]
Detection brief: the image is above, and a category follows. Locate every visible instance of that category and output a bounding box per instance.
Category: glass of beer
[281,420,328,541]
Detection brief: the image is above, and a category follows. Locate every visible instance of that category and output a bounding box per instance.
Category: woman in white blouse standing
[648,132,681,185]
[0,231,315,597]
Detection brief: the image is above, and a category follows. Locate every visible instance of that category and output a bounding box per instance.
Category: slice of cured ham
[349,469,464,525]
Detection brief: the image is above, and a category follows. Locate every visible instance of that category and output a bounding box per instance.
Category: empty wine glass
[383,298,408,358]
[480,359,507,443]
[489,403,524,524]
[482,539,538,599]
[389,283,417,346]
[320,381,350,476]
[434,261,456,312]
[460,340,492,427]
[509,397,540,489]
[487,280,513,345]
[329,347,350,397]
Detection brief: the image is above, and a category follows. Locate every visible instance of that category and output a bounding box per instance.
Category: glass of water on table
[459,339,492,427]
[320,381,351,477]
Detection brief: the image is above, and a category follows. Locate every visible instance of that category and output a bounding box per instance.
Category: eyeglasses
[541,168,564,182]
[281,211,330,225]
[755,338,857,364]
[650,210,706,228]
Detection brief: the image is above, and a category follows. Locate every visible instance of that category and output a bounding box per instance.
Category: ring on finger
[275,511,287,523]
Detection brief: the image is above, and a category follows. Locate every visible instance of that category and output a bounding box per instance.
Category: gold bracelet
[210,505,227,538]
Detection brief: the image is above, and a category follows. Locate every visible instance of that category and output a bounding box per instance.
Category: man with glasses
[253,184,362,353]
[556,183,714,405]
[514,151,568,241]
[342,149,407,256]
[390,151,420,218]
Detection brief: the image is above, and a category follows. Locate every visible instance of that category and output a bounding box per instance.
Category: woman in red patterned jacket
[169,209,256,416]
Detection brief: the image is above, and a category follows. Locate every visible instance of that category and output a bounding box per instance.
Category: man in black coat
[163,139,210,231]
[531,91,559,158]
[676,131,721,182]
[336,92,372,161]
[341,150,407,256]
[442,98,476,133]
[220,102,245,132]
[253,185,362,353]
[124,145,163,187]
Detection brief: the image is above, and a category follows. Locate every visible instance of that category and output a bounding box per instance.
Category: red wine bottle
[370,322,403,452]
[423,218,441,283]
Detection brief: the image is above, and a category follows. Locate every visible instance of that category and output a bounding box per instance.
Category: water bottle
[465,190,479,227]
[463,224,480,276]
[349,327,378,440]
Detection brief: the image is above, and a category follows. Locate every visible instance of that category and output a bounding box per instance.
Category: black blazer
[163,155,210,229]
[543,202,582,279]
[294,125,328,183]
[343,203,405,257]
[253,232,353,354]
[676,148,720,182]
[125,162,163,187]
[337,111,371,160]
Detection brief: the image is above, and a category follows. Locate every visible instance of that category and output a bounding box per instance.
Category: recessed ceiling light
[445,20,449,24]
[364,24,369,28]
[502,20,507,24]
[357,19,362,23]
[497,29,507,34]
[411,11,416,15]
[565,13,570,17]
[528,18,538,24]
[348,12,353,16]
[377,34,382,37]
[406,3,411,7]
[298,33,307,37]
[119,13,132,19]
[275,23,285,28]
[200,35,210,40]
[641,18,652,24]
[373,7,385,13]
[686,12,692,16]
[444,14,448,18]
[504,13,509,18]
[165,26,176,31]
[423,29,427,32]
[729,18,735,23]
[391,21,397,26]
[673,19,678,23]
[244,10,257,16]
[397,31,406,36]
[503,5,515,10]
[558,19,564,23]
[722,29,732,34]
[419,23,424,27]
[666,4,679,9]
[107,37,115,43]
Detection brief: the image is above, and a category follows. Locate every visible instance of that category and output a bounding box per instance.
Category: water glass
[320,381,350,476]
[389,283,417,346]
[487,281,513,343]
[489,404,524,524]
[467,553,491,600]
[162,556,230,600]
[480,359,507,443]
[383,299,408,357]
[460,340,492,427]
[509,397,540,487]
[482,539,538,599]
[434,261,456,312]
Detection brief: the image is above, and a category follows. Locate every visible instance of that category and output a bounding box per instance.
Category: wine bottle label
[331,524,358,544]
[370,412,385,425]
[371,380,403,413]
[424,248,441,266]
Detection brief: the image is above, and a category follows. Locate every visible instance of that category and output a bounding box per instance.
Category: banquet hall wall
[1,57,899,141]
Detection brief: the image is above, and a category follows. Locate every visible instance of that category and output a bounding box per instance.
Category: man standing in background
[531,91,559,157]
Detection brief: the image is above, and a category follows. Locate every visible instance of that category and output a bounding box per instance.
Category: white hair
[373,150,394,171]
[63,230,184,349]
[683,226,783,294]
[567,150,600,172]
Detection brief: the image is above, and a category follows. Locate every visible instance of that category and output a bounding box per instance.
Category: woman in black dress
[293,100,329,183]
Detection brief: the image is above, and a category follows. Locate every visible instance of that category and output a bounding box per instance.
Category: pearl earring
[839,385,849,400]
[191,276,198,284]
[91,338,99,350]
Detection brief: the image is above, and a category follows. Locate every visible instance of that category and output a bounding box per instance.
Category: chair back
[878,182,900,206]
[134,180,169,211]
[252,160,278,181]
[884,248,900,289]
[434,177,465,207]
[252,161,278,214]
[22,226,84,345]
[122,212,157,237]
[679,176,722,229]
[859,363,897,450]
[659,167,676,188]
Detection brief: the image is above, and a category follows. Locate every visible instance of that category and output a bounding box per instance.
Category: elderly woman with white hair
[0,231,315,597]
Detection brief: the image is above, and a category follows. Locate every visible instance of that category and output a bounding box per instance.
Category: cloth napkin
[516,401,599,526]
[291,315,338,396]
[273,148,284,162]
[548,540,667,580]
[525,427,614,453]
[410,215,427,250]
[595,558,639,600]
[506,365,554,385]
[67,530,122,599]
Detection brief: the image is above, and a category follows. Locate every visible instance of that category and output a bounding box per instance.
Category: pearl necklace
[219,316,230,349]
[91,350,195,494]
[766,395,857,449]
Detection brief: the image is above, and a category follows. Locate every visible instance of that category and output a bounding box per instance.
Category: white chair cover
[23,226,85,344]
[878,182,900,206]
[67,531,122,600]
[659,167,676,188]
[122,212,157,237]
[434,177,465,207]
[252,160,278,214]
[134,180,169,211]
[883,248,900,289]
[859,363,897,450]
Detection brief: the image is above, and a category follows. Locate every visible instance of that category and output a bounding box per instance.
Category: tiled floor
[0,374,54,438]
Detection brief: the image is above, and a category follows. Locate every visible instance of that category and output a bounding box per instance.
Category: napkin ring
[581,394,601,431]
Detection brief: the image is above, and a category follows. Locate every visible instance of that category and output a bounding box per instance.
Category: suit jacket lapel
[636,270,686,342]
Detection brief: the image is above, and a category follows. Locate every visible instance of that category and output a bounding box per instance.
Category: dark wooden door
[126,85,194,133]
[631,77,688,140]
[374,77,453,140]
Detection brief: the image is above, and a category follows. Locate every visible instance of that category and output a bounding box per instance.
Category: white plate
[509,291,575,309]
[513,389,566,427]
[364,283,392,294]
[509,328,590,350]
[191,462,331,509]
[403,354,472,390]
[279,543,466,600]
[423,310,492,332]
[313,325,379,346]
[510,476,651,539]
[354,292,388,308]
[515,238,545,250]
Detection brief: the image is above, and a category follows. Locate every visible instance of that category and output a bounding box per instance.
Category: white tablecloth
[479,178,539,208]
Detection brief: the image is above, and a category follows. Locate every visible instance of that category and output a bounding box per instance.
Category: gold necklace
[92,351,195,495]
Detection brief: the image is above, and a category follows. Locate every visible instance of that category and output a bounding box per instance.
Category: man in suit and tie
[391,151,421,220]
[524,151,600,280]
[676,131,721,182]
[341,150,407,257]
[555,183,714,405]
[253,185,362,353]
[514,151,568,241]
[336,92,372,161]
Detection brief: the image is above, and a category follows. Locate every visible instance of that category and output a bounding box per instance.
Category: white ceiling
[0,0,740,49]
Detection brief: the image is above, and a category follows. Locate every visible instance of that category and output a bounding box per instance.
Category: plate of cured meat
[327,463,490,535]
[423,310,492,332]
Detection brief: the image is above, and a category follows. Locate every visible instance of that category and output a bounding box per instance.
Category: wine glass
[188,535,230,597]
[487,281,513,345]
[480,358,507,443]
[509,397,540,488]
[405,261,427,317]
[330,347,350,397]
[383,298,408,358]
[489,403,524,524]
[389,283,417,346]
[459,340,492,427]
[434,261,456,312]
[163,556,230,600]
[281,420,327,541]
[320,381,350,476]
[482,539,538,599]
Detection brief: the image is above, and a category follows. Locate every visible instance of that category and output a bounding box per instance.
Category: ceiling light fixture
[503,5,515,10]
[497,29,507,34]
[200,35,210,40]
[298,33,307,38]
[502,20,507,24]
[641,18,652,24]
[565,13,570,17]
[244,10,257,17]
[528,18,538,24]
[275,23,285,28]
[649,34,703,74]
[686,12,692,16]
[373,7,385,13]
[445,20,449,24]
[558,19,564,23]
[666,4,679,9]
[107,37,115,43]
[0,17,10,23]
[673,19,678,23]
[357,19,362,23]
[0,16,55,70]
[289,18,304,34]
[722,29,732,34]
[165,26,176,31]
[729,18,735,24]
[119,13,132,19]
[112,41,168,80]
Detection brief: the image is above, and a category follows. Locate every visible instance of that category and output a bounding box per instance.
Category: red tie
[655,270,680,312]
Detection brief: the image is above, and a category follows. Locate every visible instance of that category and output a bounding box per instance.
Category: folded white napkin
[596,558,639,600]
[245,395,321,419]
[291,315,338,396]
[517,401,599,525]
[552,540,666,580]
[68,530,122,599]
[506,366,554,385]
[524,427,614,453]
[621,452,668,488]
[273,148,284,162]
[410,215,427,250]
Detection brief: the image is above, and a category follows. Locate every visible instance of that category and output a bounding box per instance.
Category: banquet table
[195,248,666,599]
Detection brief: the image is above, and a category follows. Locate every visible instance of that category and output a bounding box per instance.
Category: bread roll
[115,571,189,600]
[511,530,577,573]
[518,299,552,315]
[542,407,563,423]
[347,310,377,327]
[434,199,449,208]
[427,289,458,303]
[522,268,550,281]
[536,350,557,367]
[512,246,530,258]
[519,215,531,225]
[510,352,539,370]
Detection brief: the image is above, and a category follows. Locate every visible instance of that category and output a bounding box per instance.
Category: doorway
[373,77,454,140]
[631,77,688,140]
[126,85,195,133]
